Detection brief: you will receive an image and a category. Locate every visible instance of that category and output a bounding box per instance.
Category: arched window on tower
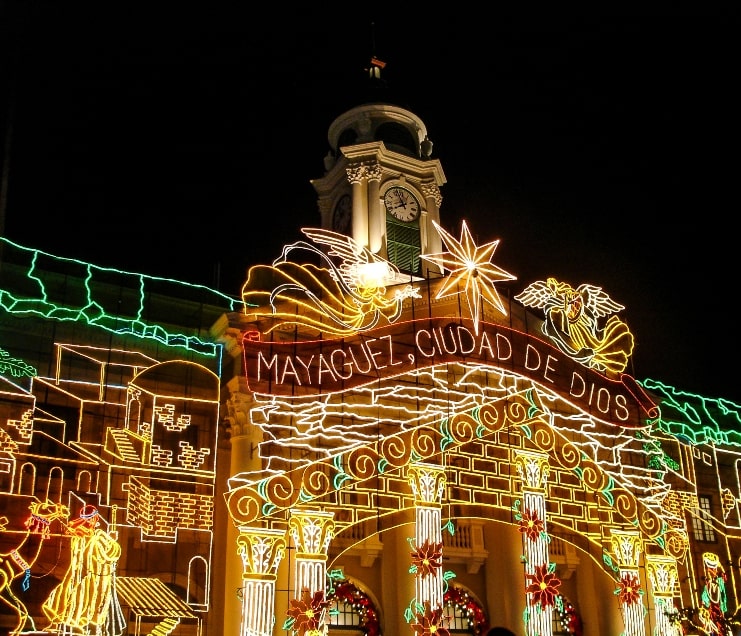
[374,122,418,157]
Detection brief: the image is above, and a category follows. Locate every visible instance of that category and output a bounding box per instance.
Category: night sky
[1,7,737,403]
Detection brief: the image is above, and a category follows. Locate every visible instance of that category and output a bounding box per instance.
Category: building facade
[2,64,741,636]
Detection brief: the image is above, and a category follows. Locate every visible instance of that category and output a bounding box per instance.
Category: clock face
[384,186,420,222]
[332,194,352,233]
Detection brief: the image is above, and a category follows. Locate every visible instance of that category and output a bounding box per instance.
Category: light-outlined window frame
[692,494,717,543]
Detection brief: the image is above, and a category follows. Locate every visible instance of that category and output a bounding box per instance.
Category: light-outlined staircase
[148,617,180,635]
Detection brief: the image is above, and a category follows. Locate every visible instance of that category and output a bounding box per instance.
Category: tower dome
[326,56,433,160]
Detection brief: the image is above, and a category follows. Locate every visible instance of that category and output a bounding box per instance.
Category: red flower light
[518,508,545,542]
[411,601,451,636]
[617,573,642,606]
[526,564,562,610]
[286,588,328,635]
[411,539,444,578]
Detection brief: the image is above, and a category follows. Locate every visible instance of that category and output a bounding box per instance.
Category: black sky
[1,6,738,403]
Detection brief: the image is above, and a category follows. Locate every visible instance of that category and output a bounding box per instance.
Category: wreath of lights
[328,580,381,636]
[554,596,583,636]
[443,586,489,635]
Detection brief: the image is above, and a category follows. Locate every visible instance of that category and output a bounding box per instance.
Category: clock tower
[311,57,446,280]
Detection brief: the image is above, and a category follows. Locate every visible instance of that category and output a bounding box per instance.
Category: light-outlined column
[366,162,383,253]
[347,163,368,249]
[288,508,335,629]
[408,462,446,612]
[236,526,286,636]
[610,529,645,636]
[515,450,554,636]
[645,554,683,636]
[420,182,443,261]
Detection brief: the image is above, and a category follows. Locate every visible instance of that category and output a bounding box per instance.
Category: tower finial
[366,22,386,81]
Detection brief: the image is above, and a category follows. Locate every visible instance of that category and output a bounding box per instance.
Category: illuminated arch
[76,469,93,493]
[187,555,209,609]
[18,461,35,495]
[46,465,64,503]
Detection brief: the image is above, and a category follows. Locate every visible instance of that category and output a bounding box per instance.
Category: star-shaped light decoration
[422,220,516,335]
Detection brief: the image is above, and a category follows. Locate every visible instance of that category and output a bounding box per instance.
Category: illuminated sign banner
[243,318,657,425]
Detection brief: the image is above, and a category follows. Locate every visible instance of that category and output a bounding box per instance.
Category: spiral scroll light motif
[503,394,533,427]
[300,460,333,500]
[530,418,558,452]
[226,486,262,526]
[446,412,478,445]
[379,434,411,471]
[663,528,689,560]
[636,507,665,543]
[263,474,297,514]
[346,446,379,481]
[555,441,582,472]
[410,427,441,461]
[579,460,612,494]
[612,488,640,521]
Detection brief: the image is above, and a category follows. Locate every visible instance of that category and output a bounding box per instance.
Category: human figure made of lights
[699,552,731,636]
[42,504,122,633]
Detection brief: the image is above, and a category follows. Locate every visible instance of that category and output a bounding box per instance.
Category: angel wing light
[242,228,420,337]
[515,277,635,374]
